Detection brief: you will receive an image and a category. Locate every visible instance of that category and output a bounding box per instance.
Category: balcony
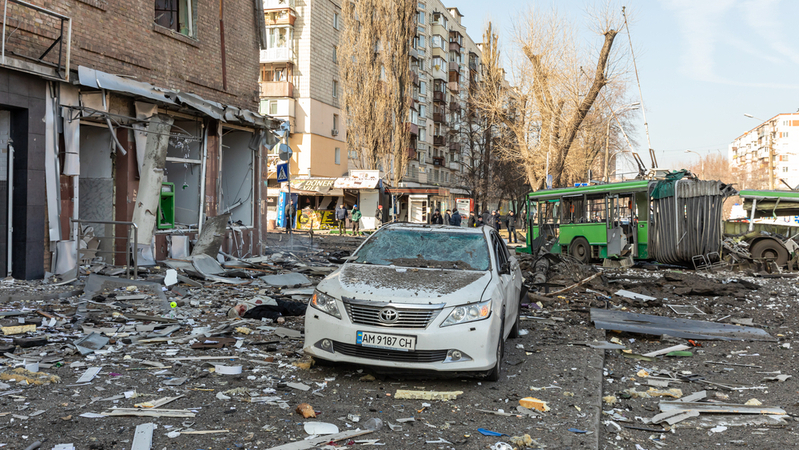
[433,91,446,103]
[449,102,460,113]
[265,11,296,26]
[449,61,460,73]
[433,113,446,124]
[448,161,460,171]
[433,156,445,166]
[407,148,418,160]
[448,81,460,93]
[433,135,446,147]
[449,142,461,152]
[259,97,295,118]
[264,0,295,9]
[412,71,419,86]
[449,41,461,53]
[407,122,419,136]
[260,81,294,97]
[260,47,294,63]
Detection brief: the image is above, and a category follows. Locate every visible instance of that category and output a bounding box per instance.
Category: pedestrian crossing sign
[277,162,289,183]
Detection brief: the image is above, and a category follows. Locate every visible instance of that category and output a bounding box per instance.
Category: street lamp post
[744,113,775,190]
[685,150,703,178]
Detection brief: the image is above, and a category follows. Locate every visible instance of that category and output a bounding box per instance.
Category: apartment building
[729,113,799,190]
[259,0,345,180]
[258,0,483,224]
[0,0,279,279]
[394,4,482,222]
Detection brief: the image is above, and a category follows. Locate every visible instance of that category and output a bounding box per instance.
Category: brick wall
[0,0,262,110]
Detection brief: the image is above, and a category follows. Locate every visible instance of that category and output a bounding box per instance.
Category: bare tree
[339,0,416,206]
[497,5,628,190]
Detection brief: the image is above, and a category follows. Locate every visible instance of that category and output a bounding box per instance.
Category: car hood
[318,264,491,305]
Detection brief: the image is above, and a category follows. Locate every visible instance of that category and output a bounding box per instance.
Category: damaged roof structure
[0,0,283,280]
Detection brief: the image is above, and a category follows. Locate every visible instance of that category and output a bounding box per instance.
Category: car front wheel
[485,318,505,382]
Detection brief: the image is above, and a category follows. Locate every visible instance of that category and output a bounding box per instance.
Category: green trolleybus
[520,180,654,263]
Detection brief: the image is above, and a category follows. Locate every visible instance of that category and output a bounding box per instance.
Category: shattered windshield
[352,228,491,271]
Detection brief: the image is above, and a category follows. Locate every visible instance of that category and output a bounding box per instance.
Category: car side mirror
[500,261,510,274]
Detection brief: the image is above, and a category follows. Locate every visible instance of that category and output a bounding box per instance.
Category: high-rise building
[258,0,483,223]
[396,4,483,222]
[730,113,799,190]
[259,0,346,180]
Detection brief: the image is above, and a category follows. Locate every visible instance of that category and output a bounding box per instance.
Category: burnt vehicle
[303,223,523,380]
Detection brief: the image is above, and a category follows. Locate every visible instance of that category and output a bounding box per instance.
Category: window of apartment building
[155,0,198,37]
[417,35,426,49]
[418,2,425,9]
[333,114,339,133]
[420,80,427,95]
[267,27,291,49]
[335,148,341,165]
[419,127,426,142]
[417,25,425,34]
[333,46,338,64]
[431,35,446,50]
[349,149,358,159]
[269,100,278,116]
[332,80,338,98]
[419,105,426,119]
[417,10,425,24]
[784,132,789,138]
[432,56,444,71]
[333,12,340,30]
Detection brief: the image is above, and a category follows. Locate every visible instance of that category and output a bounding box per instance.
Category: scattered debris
[394,390,463,401]
[590,308,775,340]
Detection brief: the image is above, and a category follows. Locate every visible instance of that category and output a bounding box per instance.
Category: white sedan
[303,223,523,380]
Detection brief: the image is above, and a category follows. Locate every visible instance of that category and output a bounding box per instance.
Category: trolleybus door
[606,195,627,257]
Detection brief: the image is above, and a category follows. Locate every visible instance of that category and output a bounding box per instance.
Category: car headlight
[441,300,491,327]
[310,290,341,319]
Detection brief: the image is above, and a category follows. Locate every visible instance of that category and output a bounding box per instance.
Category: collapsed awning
[77,66,281,129]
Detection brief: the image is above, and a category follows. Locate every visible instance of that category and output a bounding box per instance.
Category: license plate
[356,331,416,351]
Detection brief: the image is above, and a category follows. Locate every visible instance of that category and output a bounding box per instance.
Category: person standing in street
[467,211,477,227]
[450,208,462,226]
[431,209,444,224]
[285,199,296,234]
[487,210,497,230]
[375,205,383,229]
[496,210,503,233]
[506,210,517,243]
[444,209,452,226]
[336,204,348,235]
[351,205,362,236]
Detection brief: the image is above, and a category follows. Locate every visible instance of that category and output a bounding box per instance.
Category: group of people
[284,199,517,243]
[430,208,518,243]
[335,203,382,237]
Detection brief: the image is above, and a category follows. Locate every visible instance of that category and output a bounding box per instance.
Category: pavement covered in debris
[1,234,799,449]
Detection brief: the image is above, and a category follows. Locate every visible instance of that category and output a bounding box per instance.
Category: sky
[452,0,799,175]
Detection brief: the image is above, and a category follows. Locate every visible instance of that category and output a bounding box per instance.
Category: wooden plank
[266,429,374,450]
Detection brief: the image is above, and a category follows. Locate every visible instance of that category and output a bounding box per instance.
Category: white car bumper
[303,305,500,372]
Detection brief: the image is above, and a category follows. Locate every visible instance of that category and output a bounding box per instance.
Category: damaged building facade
[0,0,281,280]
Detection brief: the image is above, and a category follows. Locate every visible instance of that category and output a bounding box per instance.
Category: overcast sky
[453,0,799,175]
